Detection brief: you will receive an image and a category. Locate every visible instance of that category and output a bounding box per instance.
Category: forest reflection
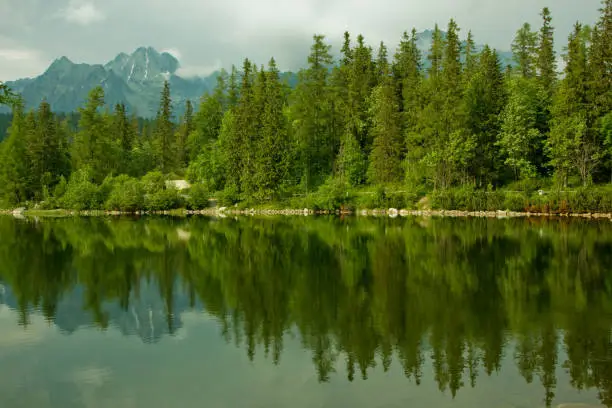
[0,215,611,407]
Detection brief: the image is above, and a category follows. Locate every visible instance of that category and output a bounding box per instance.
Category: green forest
[0,2,611,212]
[2,216,612,406]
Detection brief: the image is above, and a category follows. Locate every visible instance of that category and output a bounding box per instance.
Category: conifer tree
[175,100,194,170]
[336,125,365,187]
[188,71,227,161]
[512,23,538,78]
[367,61,403,184]
[548,23,600,186]
[464,31,478,82]
[291,34,335,191]
[587,0,612,125]
[393,29,423,186]
[537,8,557,100]
[153,80,175,174]
[428,25,444,77]
[236,59,259,198]
[228,65,240,108]
[254,58,290,199]
[113,103,136,175]
[497,77,541,181]
[465,46,507,185]
[348,34,376,152]
[72,86,111,183]
[0,99,28,204]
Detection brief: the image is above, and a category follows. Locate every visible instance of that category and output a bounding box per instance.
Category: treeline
[0,2,611,211]
[2,216,612,406]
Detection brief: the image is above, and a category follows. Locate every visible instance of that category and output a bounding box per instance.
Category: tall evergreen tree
[348,34,376,152]
[419,19,473,189]
[188,71,227,161]
[236,59,260,198]
[153,81,175,173]
[512,23,538,78]
[254,58,290,199]
[72,87,111,183]
[291,34,335,191]
[112,103,136,175]
[464,31,478,82]
[367,61,403,184]
[175,100,194,170]
[537,8,557,99]
[428,25,444,77]
[0,99,28,204]
[548,23,600,186]
[465,46,507,185]
[497,77,542,181]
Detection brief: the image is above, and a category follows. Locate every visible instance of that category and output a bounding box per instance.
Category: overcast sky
[0,0,604,81]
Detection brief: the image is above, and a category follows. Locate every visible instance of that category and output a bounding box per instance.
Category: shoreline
[2,207,612,219]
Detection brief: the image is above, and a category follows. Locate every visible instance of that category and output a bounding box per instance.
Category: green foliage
[186,183,210,210]
[105,175,145,212]
[336,126,366,187]
[153,81,176,173]
[61,168,102,210]
[145,186,183,211]
[497,77,542,180]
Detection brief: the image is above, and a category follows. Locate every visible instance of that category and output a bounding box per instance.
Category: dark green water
[1,215,612,408]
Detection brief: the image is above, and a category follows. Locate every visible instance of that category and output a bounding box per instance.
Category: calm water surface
[1,215,612,408]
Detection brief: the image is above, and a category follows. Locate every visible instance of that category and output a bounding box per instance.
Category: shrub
[187,184,210,210]
[61,169,102,211]
[145,187,183,211]
[105,176,145,212]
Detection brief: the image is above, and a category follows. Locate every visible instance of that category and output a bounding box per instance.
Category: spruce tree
[72,87,111,183]
[0,99,28,204]
[336,125,365,187]
[465,46,507,185]
[291,34,335,191]
[188,71,227,161]
[511,23,537,78]
[254,58,290,200]
[175,100,194,170]
[367,63,403,185]
[497,77,541,181]
[548,23,599,186]
[428,25,444,77]
[537,8,557,100]
[153,80,175,174]
[236,59,259,198]
[464,31,478,82]
[113,103,136,175]
[348,34,376,152]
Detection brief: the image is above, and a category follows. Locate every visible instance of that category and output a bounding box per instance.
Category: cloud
[161,48,182,60]
[61,1,105,25]
[176,60,223,78]
[0,48,39,61]
[0,45,49,80]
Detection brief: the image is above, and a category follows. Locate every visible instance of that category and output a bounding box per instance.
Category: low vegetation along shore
[2,174,612,219]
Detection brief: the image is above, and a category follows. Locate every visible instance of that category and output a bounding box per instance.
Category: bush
[61,169,102,211]
[105,176,145,212]
[186,184,210,210]
[312,178,349,211]
[502,192,528,212]
[145,187,183,211]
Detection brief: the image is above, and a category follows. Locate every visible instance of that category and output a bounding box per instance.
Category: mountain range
[2,31,513,118]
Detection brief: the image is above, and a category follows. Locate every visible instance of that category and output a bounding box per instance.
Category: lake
[0,215,611,408]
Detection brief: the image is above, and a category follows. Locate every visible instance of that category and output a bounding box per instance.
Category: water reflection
[0,216,611,407]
